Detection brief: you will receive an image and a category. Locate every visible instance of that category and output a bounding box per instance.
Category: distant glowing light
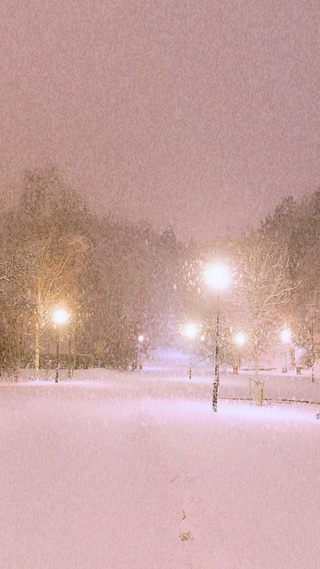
[235,332,246,346]
[281,328,291,344]
[184,323,198,340]
[138,335,144,343]
[204,263,231,291]
[53,308,69,325]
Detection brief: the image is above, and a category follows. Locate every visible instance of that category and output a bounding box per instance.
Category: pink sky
[0,0,320,241]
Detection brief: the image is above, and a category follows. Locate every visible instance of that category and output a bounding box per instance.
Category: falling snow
[0,2,320,567]
[0,2,320,240]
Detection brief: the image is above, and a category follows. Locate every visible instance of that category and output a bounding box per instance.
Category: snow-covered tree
[2,167,89,377]
[233,232,292,379]
[262,189,320,374]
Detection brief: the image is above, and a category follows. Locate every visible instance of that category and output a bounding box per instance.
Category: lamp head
[281,327,291,344]
[235,332,246,347]
[184,323,198,340]
[53,308,69,325]
[205,263,230,291]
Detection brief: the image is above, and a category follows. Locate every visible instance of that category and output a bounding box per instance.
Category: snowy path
[0,371,319,568]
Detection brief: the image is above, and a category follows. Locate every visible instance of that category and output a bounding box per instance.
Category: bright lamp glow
[235,332,246,346]
[204,263,231,291]
[184,323,198,340]
[281,327,291,344]
[138,335,144,343]
[53,308,69,325]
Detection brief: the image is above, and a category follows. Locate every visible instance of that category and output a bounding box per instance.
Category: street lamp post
[280,327,291,374]
[53,308,69,383]
[184,323,198,379]
[205,263,231,412]
[137,335,144,369]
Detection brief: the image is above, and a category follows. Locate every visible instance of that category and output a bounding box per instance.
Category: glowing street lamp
[184,323,198,379]
[234,332,246,371]
[281,327,291,373]
[235,332,246,347]
[184,323,198,340]
[137,335,144,369]
[53,308,69,383]
[204,263,231,292]
[205,263,231,411]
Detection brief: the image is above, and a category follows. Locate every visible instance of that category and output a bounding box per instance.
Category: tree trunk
[289,346,295,370]
[34,314,40,380]
[254,347,259,380]
[68,333,72,378]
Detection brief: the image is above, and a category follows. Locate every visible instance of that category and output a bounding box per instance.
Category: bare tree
[234,232,293,380]
[20,234,87,379]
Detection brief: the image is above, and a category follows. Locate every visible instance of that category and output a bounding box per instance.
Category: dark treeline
[0,166,320,377]
[0,166,185,375]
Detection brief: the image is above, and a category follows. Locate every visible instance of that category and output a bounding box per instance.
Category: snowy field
[0,367,319,569]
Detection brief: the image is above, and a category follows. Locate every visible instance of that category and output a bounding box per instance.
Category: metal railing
[248,375,265,406]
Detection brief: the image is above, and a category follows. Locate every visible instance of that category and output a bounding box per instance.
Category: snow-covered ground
[1,366,319,569]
